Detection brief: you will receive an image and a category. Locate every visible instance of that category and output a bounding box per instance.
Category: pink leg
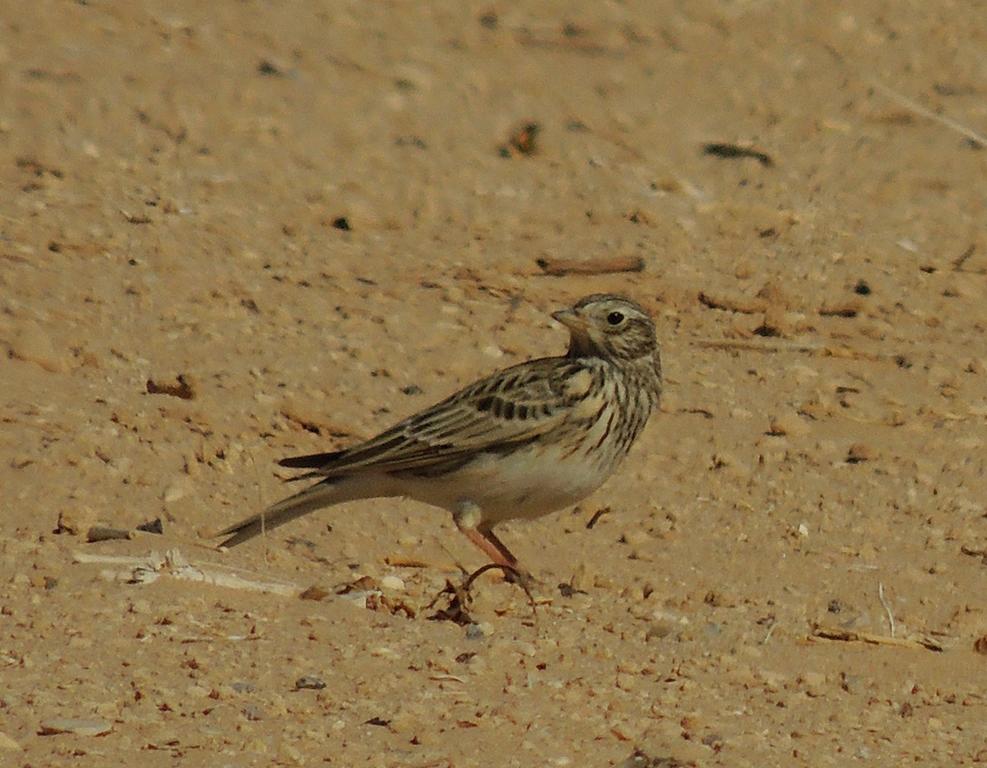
[457,525,517,570]
[478,525,520,568]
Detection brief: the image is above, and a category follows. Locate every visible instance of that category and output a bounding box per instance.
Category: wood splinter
[536,255,644,277]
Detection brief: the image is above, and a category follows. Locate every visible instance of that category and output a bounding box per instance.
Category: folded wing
[279,357,592,478]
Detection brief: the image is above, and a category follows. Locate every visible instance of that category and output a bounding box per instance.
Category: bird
[216,293,663,581]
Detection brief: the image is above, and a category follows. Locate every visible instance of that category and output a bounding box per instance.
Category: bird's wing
[281,357,602,477]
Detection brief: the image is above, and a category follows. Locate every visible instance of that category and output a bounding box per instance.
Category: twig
[761,620,778,645]
[586,506,611,530]
[808,624,941,652]
[870,81,986,149]
[878,582,896,638]
[691,338,894,361]
[697,291,765,314]
[86,526,133,543]
[702,142,773,166]
[74,549,300,596]
[536,255,644,277]
[385,555,459,572]
[953,244,976,271]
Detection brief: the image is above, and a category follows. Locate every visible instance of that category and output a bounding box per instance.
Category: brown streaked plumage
[216,294,662,577]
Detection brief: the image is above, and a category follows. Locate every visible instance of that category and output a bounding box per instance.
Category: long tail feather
[278,450,345,469]
[216,480,339,548]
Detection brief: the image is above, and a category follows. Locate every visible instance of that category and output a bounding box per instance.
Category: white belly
[396,445,613,526]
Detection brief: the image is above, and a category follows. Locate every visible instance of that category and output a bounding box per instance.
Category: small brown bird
[217,294,662,579]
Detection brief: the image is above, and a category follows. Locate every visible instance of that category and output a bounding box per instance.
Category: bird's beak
[552,308,585,331]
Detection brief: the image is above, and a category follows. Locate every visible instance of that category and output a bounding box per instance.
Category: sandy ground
[2,1,987,765]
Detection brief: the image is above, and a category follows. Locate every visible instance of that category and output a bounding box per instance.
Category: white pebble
[380,575,405,591]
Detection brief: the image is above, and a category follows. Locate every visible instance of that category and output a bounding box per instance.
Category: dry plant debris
[145,374,196,400]
[808,625,943,653]
[537,255,645,276]
[702,142,773,166]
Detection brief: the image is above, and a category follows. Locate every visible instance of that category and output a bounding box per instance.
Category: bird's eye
[607,311,625,326]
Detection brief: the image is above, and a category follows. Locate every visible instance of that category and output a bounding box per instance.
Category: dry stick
[536,255,644,277]
[878,582,896,638]
[810,625,942,652]
[761,620,778,645]
[86,526,133,543]
[870,81,987,148]
[953,244,976,272]
[243,448,270,561]
[73,549,300,596]
[691,338,897,362]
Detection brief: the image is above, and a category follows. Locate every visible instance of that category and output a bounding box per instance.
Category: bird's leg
[477,525,520,568]
[455,521,518,571]
[476,525,537,590]
[453,504,534,601]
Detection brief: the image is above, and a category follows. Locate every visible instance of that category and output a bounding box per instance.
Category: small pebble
[466,622,493,640]
[242,704,265,721]
[847,443,874,463]
[620,529,650,547]
[370,646,400,659]
[645,621,675,641]
[56,507,97,535]
[162,478,192,503]
[294,675,327,691]
[136,518,164,534]
[768,413,810,437]
[379,575,405,591]
[231,681,257,694]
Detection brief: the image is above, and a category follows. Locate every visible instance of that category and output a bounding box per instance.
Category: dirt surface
[2,1,986,765]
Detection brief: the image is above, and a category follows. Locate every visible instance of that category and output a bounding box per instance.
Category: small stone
[767,413,810,437]
[299,585,330,601]
[183,451,200,477]
[231,681,257,694]
[645,621,675,641]
[136,518,164,535]
[370,646,400,659]
[620,529,650,547]
[294,675,327,691]
[162,478,192,503]
[56,506,98,535]
[753,304,791,337]
[380,575,405,591]
[711,451,737,469]
[38,718,112,737]
[847,443,874,463]
[974,635,987,655]
[466,622,493,640]
[242,704,265,721]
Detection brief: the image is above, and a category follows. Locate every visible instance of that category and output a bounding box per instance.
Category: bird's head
[552,294,659,366]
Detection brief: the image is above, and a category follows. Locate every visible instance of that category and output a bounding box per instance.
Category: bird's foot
[464,563,537,609]
[426,564,537,625]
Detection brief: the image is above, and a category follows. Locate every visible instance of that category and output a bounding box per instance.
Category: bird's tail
[216,479,341,549]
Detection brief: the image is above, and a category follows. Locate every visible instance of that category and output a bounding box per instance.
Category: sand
[2,1,986,765]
